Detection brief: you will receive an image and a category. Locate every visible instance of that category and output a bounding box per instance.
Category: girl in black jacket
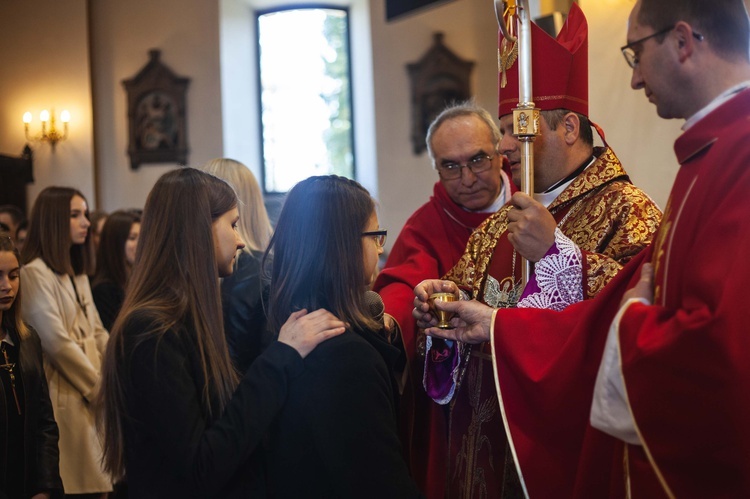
[265,176,423,498]
[0,234,63,499]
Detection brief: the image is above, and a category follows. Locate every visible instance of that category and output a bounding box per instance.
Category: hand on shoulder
[278,309,347,358]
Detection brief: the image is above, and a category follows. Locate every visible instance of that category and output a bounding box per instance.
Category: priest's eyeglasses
[362,230,387,248]
[621,26,704,69]
[437,153,496,180]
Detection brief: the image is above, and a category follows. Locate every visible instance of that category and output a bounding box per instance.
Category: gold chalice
[428,292,457,329]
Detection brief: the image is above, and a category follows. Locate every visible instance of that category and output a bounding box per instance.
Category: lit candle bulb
[61,110,71,123]
[23,112,32,141]
[40,110,49,137]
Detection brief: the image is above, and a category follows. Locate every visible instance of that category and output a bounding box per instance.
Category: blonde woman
[200,158,273,372]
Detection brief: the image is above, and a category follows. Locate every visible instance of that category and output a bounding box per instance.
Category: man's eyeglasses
[362,230,387,248]
[436,153,496,181]
[621,25,704,69]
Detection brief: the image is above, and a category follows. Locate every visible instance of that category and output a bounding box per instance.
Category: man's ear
[563,112,580,145]
[673,21,697,62]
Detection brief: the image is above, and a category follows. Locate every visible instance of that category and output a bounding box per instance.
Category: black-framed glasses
[436,152,496,181]
[621,26,704,69]
[362,229,387,248]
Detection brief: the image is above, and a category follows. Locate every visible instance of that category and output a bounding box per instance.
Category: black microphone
[365,291,406,372]
[364,290,385,325]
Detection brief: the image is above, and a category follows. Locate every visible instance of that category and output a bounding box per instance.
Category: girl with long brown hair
[98,168,345,497]
[20,187,112,497]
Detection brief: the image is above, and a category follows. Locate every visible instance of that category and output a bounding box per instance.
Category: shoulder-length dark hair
[0,234,29,340]
[21,186,93,276]
[265,175,378,335]
[99,168,239,479]
[92,210,140,290]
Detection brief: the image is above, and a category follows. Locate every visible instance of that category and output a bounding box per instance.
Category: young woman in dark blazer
[265,175,422,498]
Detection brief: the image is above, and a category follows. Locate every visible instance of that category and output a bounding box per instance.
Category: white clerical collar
[533,156,596,208]
[481,187,507,213]
[534,189,561,208]
[683,81,750,131]
[463,182,508,214]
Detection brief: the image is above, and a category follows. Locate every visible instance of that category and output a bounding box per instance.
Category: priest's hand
[621,262,654,307]
[507,192,556,262]
[412,279,459,327]
[423,299,494,344]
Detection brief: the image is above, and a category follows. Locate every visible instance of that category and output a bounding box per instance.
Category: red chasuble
[488,89,750,497]
[374,173,513,498]
[617,88,750,497]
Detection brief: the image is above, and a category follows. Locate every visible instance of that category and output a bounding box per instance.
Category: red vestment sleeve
[488,250,650,498]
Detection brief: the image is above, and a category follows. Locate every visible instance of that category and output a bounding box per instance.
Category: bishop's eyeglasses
[621,25,704,69]
[362,230,387,248]
[436,152,497,181]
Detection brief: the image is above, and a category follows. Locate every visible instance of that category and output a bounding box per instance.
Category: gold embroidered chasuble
[439,147,661,498]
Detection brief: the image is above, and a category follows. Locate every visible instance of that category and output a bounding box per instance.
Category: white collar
[683,81,750,131]
[533,156,596,208]
[1,332,14,347]
[462,178,508,214]
[479,186,507,213]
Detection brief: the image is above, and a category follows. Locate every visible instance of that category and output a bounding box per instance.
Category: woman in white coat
[21,187,111,497]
